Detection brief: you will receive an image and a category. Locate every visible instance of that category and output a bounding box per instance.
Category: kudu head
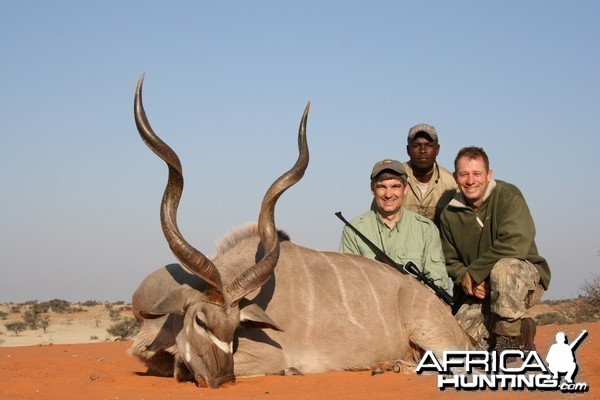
[134,75,309,388]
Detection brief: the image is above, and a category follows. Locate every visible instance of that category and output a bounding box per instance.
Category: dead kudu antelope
[130,76,474,389]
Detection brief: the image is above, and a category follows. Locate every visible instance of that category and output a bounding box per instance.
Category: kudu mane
[214,223,291,258]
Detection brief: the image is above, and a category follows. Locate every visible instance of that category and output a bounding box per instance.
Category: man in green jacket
[439,147,550,352]
[340,159,449,291]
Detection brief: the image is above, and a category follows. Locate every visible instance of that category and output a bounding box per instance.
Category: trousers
[454,258,544,347]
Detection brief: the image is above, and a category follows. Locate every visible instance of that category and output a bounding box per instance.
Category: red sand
[1,323,598,400]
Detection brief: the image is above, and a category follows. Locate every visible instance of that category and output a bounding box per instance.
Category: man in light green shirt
[340,159,449,290]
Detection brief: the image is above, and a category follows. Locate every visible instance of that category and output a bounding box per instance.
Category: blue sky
[1,1,598,302]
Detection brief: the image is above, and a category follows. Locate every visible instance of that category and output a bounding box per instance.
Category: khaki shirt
[339,208,449,290]
[402,161,457,225]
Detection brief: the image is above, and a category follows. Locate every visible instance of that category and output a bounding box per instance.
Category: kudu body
[131,77,474,388]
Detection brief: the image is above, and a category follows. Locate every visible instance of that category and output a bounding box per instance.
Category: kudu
[130,76,474,389]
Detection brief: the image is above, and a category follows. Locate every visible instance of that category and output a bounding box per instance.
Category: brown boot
[520,317,537,352]
[493,334,522,353]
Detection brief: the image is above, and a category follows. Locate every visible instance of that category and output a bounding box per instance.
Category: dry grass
[534,274,600,326]
[0,301,132,347]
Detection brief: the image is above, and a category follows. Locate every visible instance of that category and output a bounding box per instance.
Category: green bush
[106,318,139,340]
[5,321,28,336]
[31,302,49,314]
[43,299,72,314]
[23,309,40,329]
[81,300,101,307]
[39,315,51,333]
[109,309,122,321]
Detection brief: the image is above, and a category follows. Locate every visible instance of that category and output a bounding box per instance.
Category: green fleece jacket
[439,179,550,290]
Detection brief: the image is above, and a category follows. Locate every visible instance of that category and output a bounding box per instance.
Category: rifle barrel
[336,211,452,306]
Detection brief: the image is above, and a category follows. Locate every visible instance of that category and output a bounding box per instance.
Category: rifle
[569,329,588,351]
[336,211,489,351]
[335,211,453,306]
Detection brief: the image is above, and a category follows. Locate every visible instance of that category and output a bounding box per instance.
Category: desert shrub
[81,300,101,307]
[42,299,72,314]
[31,302,49,314]
[535,311,569,326]
[0,311,8,320]
[23,309,40,329]
[90,335,99,340]
[575,275,600,322]
[39,315,51,333]
[109,309,122,321]
[5,321,28,336]
[10,306,21,313]
[561,274,600,323]
[539,299,565,306]
[106,318,139,340]
[582,274,600,309]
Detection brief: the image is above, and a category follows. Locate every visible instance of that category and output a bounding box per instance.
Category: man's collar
[406,161,441,182]
[448,179,497,209]
[374,208,402,231]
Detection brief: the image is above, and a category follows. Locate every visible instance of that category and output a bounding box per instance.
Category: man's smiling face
[372,177,408,217]
[454,156,493,209]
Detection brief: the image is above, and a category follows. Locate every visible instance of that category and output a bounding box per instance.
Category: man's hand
[460,272,489,300]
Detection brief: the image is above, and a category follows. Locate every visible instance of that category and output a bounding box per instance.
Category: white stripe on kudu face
[194,312,233,354]
[183,341,192,362]
[209,332,233,354]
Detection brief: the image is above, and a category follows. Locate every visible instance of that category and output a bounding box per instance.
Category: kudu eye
[195,315,208,331]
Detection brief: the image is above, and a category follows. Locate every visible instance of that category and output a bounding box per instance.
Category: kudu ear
[238,299,284,332]
[140,287,194,318]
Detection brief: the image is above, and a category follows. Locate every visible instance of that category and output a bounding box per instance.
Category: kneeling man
[439,147,551,351]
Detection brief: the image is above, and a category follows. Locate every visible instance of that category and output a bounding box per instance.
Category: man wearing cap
[340,159,449,290]
[439,146,550,352]
[402,123,457,225]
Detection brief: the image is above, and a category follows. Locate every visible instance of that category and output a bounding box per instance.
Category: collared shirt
[339,208,449,290]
